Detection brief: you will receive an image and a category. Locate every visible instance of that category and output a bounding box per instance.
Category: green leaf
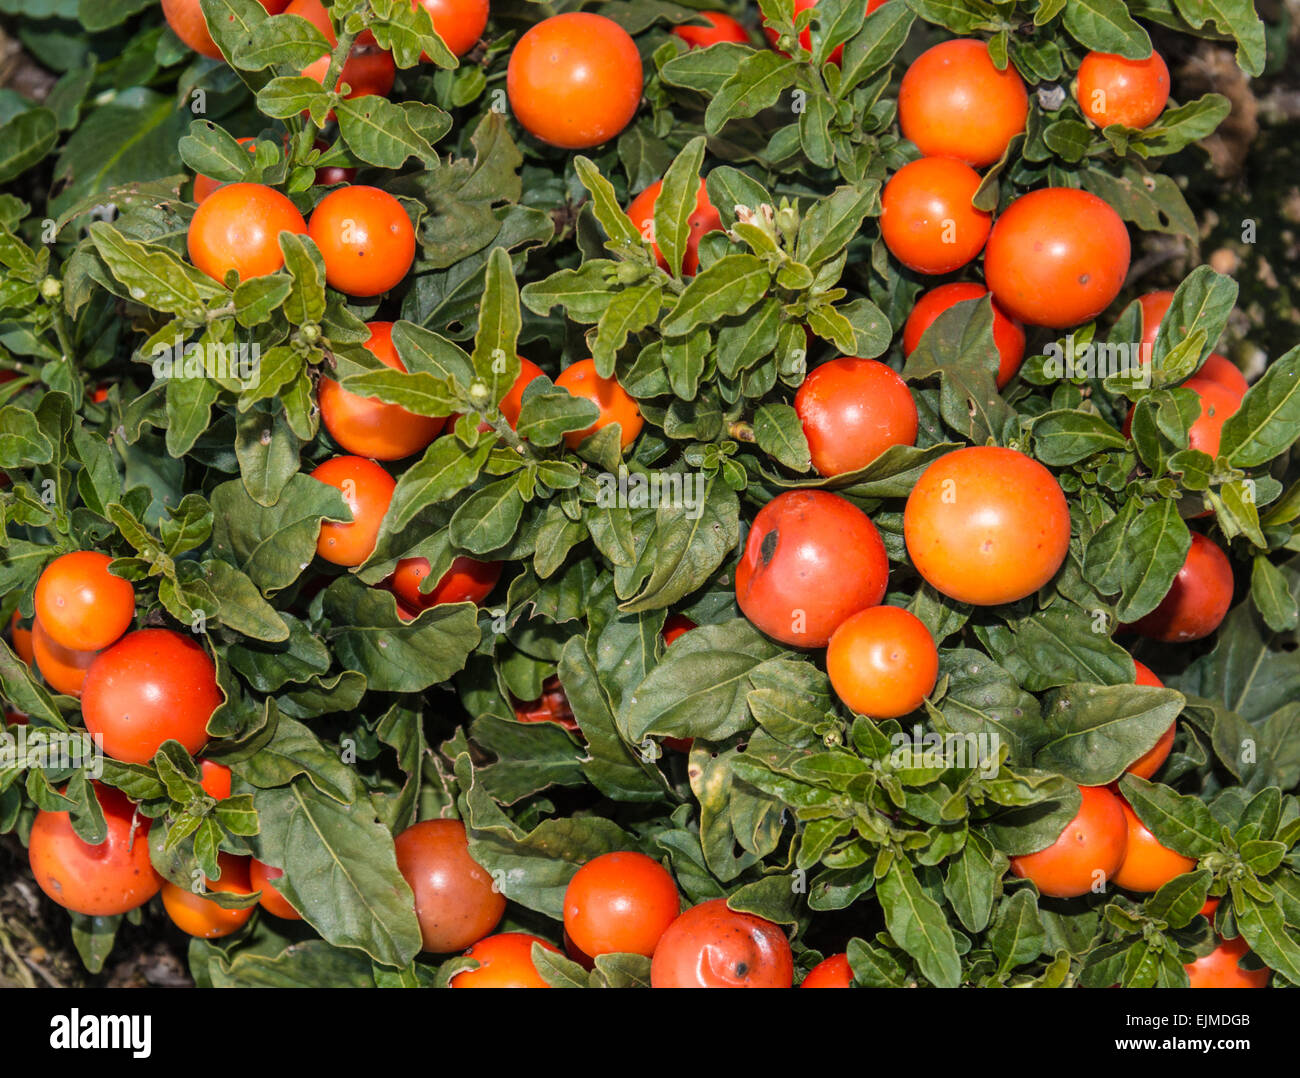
[878,860,961,988]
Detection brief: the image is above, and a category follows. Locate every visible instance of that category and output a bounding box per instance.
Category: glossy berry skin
[1113,801,1197,893]
[903,447,1071,606]
[985,188,1131,328]
[801,952,853,988]
[735,490,888,648]
[1185,935,1269,988]
[662,613,696,647]
[1182,374,1243,459]
[161,853,256,939]
[507,13,643,149]
[319,322,445,460]
[898,39,1029,166]
[555,360,643,450]
[563,851,680,958]
[513,675,578,732]
[1129,533,1233,643]
[880,157,990,275]
[9,610,33,665]
[308,186,416,297]
[1076,50,1170,130]
[249,859,302,920]
[414,0,489,57]
[827,606,939,719]
[650,898,794,988]
[81,629,223,765]
[673,11,750,48]
[28,783,162,916]
[902,282,1026,389]
[795,357,917,477]
[1009,785,1128,899]
[199,760,232,800]
[1128,660,1175,780]
[394,818,506,953]
[187,183,307,284]
[391,556,502,610]
[31,619,97,697]
[451,932,562,988]
[311,455,396,567]
[626,179,723,277]
[35,552,134,653]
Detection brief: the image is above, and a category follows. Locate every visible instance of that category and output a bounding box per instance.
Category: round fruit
[563,851,680,959]
[394,818,506,953]
[1136,290,1174,365]
[794,357,918,476]
[194,137,256,203]
[801,952,853,988]
[289,0,395,103]
[626,179,723,277]
[308,186,416,297]
[31,619,97,697]
[1129,533,1233,643]
[1197,353,1250,398]
[249,859,302,920]
[164,0,291,59]
[28,783,162,916]
[311,455,396,567]
[902,282,1026,389]
[673,11,749,48]
[391,556,502,610]
[827,606,938,719]
[9,610,33,665]
[898,39,1029,166]
[1076,50,1170,130]
[492,357,545,429]
[414,0,489,57]
[507,13,643,149]
[1113,801,1197,893]
[735,490,889,647]
[984,188,1131,328]
[34,551,135,653]
[1185,935,1269,988]
[319,322,445,460]
[763,0,880,64]
[81,629,222,765]
[1128,660,1175,780]
[555,360,643,450]
[161,853,256,939]
[880,157,990,275]
[1009,784,1128,898]
[199,760,232,800]
[187,182,307,284]
[513,675,578,732]
[1182,374,1242,459]
[650,898,794,988]
[903,447,1071,606]
[1136,292,1250,395]
[662,613,696,647]
[451,932,562,988]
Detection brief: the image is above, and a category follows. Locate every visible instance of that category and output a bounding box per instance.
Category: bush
[0,0,1297,989]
